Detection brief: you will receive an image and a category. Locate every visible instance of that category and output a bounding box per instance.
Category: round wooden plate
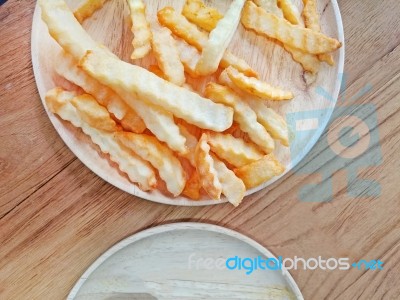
[67,223,304,299]
[31,0,344,206]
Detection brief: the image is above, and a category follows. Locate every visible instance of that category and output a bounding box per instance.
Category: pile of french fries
[40,0,341,206]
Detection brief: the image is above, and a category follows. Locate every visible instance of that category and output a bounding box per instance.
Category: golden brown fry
[157,6,258,77]
[127,0,152,59]
[219,70,289,146]
[234,154,285,189]
[226,66,294,100]
[151,26,185,86]
[55,51,146,133]
[74,0,108,23]
[253,0,283,18]
[195,134,222,199]
[182,0,223,31]
[212,155,246,207]
[302,0,335,65]
[205,83,275,153]
[116,132,186,196]
[80,50,234,132]
[195,0,245,76]
[241,1,341,55]
[45,88,157,191]
[278,0,303,25]
[207,133,263,167]
[182,171,202,200]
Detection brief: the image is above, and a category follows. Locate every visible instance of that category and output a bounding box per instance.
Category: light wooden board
[31,0,344,205]
[68,223,303,299]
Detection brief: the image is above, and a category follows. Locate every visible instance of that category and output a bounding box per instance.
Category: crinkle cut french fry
[182,0,223,32]
[212,155,246,207]
[253,0,283,18]
[80,50,234,132]
[278,0,303,25]
[219,70,290,146]
[205,83,275,153]
[157,6,258,77]
[302,0,335,65]
[39,0,113,60]
[127,0,152,59]
[116,132,186,196]
[207,132,263,167]
[195,134,222,200]
[151,26,185,86]
[226,66,294,100]
[55,51,146,133]
[234,154,285,189]
[182,171,202,200]
[45,88,157,191]
[74,0,108,23]
[241,1,341,55]
[178,124,199,167]
[195,0,245,76]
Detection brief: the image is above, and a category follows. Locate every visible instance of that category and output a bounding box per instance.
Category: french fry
[195,134,222,200]
[253,0,283,18]
[205,83,275,153]
[174,38,201,77]
[234,154,285,189]
[151,26,185,86]
[195,0,245,76]
[39,0,113,60]
[55,51,146,133]
[278,0,303,25]
[74,0,108,23]
[116,132,186,196]
[157,7,258,77]
[45,88,157,191]
[241,1,341,55]
[226,66,294,100]
[127,0,152,59]
[185,0,319,74]
[302,0,335,65]
[182,0,223,32]
[219,70,289,146]
[212,155,246,207]
[182,171,202,200]
[207,133,263,167]
[178,124,199,167]
[80,50,234,132]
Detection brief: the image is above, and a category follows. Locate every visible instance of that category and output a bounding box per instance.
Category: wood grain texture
[0,0,399,299]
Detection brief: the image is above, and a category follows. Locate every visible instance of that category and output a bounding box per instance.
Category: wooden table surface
[1,0,399,299]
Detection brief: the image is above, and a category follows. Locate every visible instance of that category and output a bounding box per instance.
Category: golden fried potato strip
[195,0,245,76]
[45,88,157,190]
[253,0,283,18]
[127,0,152,59]
[278,0,303,25]
[207,133,263,167]
[174,38,201,77]
[205,83,275,153]
[219,70,289,146]
[80,50,233,132]
[182,0,223,32]
[116,132,186,196]
[74,0,108,23]
[226,66,294,100]
[195,134,222,199]
[241,1,341,55]
[182,171,202,200]
[302,0,335,65]
[234,154,285,189]
[151,26,185,86]
[39,0,112,60]
[55,51,146,133]
[178,124,199,167]
[212,155,246,207]
[157,6,258,77]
